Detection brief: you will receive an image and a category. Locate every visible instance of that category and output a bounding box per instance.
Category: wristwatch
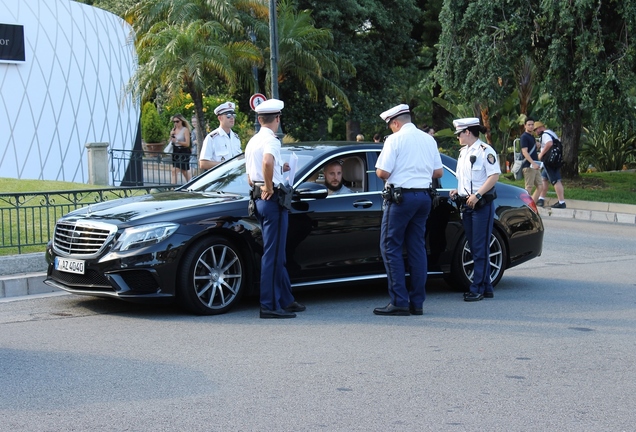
[475,193,482,200]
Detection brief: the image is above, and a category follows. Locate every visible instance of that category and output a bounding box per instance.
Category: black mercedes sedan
[45,142,543,314]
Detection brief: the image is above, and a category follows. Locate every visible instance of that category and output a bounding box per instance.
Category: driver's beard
[326,181,342,192]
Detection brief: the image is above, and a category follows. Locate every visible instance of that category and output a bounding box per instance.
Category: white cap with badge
[453,117,481,134]
[214,101,236,116]
[379,104,410,123]
[255,98,284,115]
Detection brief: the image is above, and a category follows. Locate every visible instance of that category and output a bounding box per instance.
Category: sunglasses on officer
[223,111,236,118]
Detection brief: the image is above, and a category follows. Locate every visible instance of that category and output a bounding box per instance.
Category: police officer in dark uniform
[373,104,444,316]
[244,99,305,319]
[449,118,501,301]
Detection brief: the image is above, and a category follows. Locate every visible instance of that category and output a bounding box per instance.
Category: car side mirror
[294,182,329,199]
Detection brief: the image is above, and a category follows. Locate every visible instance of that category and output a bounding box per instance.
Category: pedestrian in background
[199,102,242,171]
[244,99,305,319]
[373,104,443,316]
[169,114,192,184]
[356,134,365,142]
[520,118,542,203]
[449,118,501,302]
[190,115,199,176]
[534,121,566,209]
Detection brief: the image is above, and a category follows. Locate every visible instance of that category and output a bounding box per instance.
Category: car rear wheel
[449,229,506,291]
[177,236,245,315]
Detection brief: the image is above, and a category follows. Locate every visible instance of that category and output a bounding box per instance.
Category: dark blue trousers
[255,194,294,311]
[462,201,495,295]
[380,191,432,308]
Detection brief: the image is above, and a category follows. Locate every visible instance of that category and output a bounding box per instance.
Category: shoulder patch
[487,153,496,165]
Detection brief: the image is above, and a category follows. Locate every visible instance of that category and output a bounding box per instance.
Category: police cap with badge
[214,101,236,116]
[453,117,481,134]
[379,104,411,126]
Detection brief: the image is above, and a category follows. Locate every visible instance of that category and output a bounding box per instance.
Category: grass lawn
[499,170,636,205]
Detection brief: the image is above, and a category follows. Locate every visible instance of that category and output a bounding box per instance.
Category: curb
[0,272,53,298]
[537,198,636,225]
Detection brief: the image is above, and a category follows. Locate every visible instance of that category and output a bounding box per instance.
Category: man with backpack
[535,121,566,209]
[520,118,542,204]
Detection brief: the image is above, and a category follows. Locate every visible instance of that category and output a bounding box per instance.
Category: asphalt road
[1,218,635,431]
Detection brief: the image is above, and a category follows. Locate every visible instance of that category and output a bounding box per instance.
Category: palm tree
[251,0,353,110]
[125,0,265,145]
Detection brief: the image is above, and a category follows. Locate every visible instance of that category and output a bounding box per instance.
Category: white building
[0,0,138,184]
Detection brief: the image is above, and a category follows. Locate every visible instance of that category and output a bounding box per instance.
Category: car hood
[61,191,245,223]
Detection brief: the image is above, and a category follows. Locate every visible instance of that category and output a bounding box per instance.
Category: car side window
[437,166,457,191]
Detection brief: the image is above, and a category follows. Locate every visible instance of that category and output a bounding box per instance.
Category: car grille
[53,221,117,257]
[50,268,113,291]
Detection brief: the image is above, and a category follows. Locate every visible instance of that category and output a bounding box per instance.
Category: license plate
[55,257,85,274]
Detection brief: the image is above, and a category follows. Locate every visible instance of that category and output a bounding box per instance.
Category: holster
[277,183,293,210]
[474,187,497,210]
[381,184,403,204]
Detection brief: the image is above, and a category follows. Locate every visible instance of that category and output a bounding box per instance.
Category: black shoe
[409,305,423,315]
[551,201,566,209]
[260,308,296,319]
[463,292,484,302]
[536,198,544,207]
[284,301,306,312]
[373,303,410,316]
[483,291,494,298]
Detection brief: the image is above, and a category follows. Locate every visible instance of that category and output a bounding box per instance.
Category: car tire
[449,229,506,291]
[177,236,246,315]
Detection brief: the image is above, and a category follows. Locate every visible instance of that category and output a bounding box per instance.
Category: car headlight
[115,223,179,251]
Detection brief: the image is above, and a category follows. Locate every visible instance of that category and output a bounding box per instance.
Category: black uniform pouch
[277,183,293,210]
[474,187,497,209]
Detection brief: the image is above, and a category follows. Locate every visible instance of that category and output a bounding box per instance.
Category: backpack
[511,153,524,180]
[541,132,563,169]
[511,137,527,180]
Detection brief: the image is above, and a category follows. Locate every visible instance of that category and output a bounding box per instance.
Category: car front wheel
[178,236,246,315]
[449,229,506,291]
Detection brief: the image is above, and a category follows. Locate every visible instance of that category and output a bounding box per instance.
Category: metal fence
[0,186,172,254]
[110,148,199,186]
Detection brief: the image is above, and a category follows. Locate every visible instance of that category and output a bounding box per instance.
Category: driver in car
[323,160,353,195]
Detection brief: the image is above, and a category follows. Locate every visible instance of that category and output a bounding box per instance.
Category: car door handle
[352,200,374,208]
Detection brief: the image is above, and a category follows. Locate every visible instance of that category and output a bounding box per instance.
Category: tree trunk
[188,85,207,154]
[346,119,360,141]
[560,109,582,179]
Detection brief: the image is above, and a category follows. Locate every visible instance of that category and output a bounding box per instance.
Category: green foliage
[500,171,636,205]
[580,125,636,172]
[141,102,166,143]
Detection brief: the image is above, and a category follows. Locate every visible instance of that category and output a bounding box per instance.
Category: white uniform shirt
[375,123,443,188]
[456,139,501,196]
[244,127,286,185]
[199,126,241,163]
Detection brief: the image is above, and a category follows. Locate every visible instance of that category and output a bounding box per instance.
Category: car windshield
[184,151,315,195]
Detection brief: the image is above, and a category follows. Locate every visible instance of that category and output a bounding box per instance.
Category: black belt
[402,188,432,192]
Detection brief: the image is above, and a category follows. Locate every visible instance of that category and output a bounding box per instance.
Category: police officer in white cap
[244,98,304,319]
[199,101,242,171]
[373,104,443,316]
[449,117,501,302]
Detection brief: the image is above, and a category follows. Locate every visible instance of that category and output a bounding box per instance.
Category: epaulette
[232,131,240,139]
[207,131,219,139]
[480,144,488,151]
